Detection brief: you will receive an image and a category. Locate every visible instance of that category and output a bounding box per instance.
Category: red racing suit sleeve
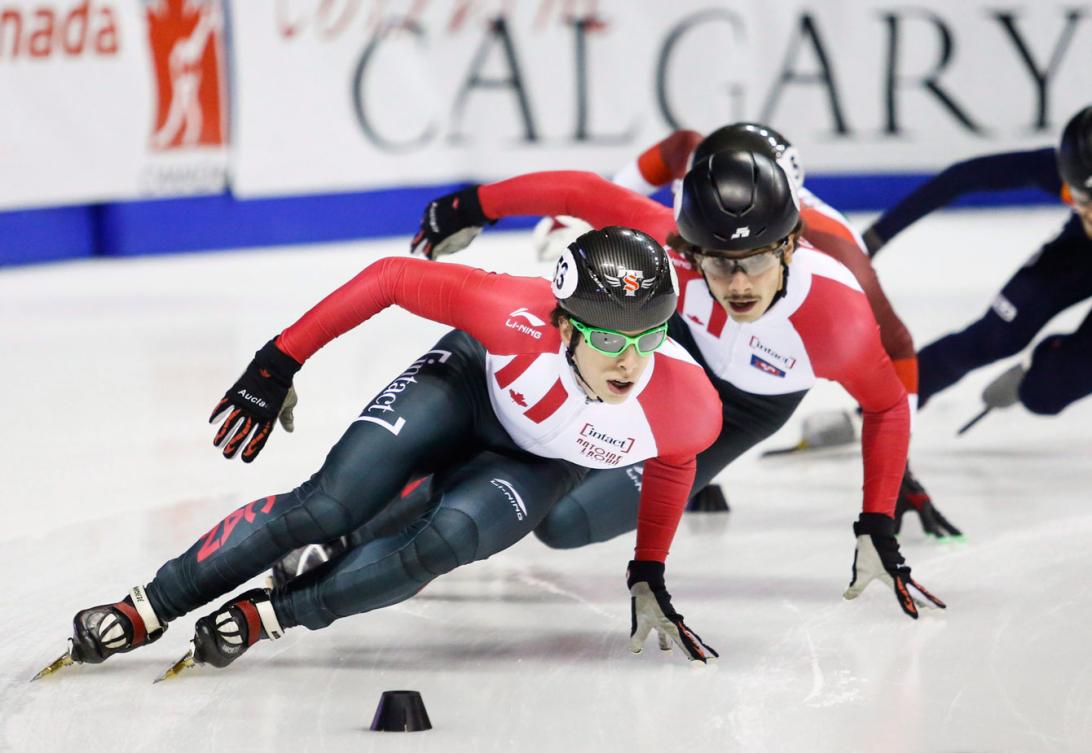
[803,211,921,395]
[801,206,918,396]
[613,130,704,193]
[635,455,696,562]
[791,276,909,517]
[632,356,723,561]
[479,171,678,245]
[276,257,557,363]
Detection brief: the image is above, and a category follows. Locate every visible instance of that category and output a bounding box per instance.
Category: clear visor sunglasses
[569,318,669,357]
[697,238,789,279]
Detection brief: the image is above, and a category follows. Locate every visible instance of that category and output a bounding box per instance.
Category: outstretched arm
[278,257,549,362]
[480,171,677,244]
[866,147,1061,255]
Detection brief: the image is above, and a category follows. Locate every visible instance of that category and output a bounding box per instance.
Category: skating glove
[627,560,718,664]
[844,513,946,619]
[410,186,493,259]
[894,465,963,539]
[210,339,302,462]
[982,363,1026,409]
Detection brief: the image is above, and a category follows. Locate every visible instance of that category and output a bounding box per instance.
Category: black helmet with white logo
[1058,105,1092,195]
[552,226,678,332]
[674,150,801,254]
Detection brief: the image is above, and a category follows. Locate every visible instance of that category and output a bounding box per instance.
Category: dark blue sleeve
[866,148,1062,253]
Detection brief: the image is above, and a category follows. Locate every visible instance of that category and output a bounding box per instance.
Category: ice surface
[2,207,1090,753]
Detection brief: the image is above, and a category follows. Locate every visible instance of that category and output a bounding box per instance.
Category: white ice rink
[2,207,1091,753]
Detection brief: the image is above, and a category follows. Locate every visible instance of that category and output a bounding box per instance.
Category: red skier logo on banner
[145,0,226,150]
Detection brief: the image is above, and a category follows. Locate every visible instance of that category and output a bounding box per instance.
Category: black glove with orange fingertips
[210,339,302,462]
[844,513,946,619]
[894,465,963,539]
[627,560,718,664]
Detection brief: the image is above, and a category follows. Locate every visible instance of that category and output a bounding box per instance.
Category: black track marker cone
[370,690,432,732]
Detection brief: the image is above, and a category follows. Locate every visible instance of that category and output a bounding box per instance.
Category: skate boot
[33,585,166,680]
[687,484,730,513]
[156,588,284,682]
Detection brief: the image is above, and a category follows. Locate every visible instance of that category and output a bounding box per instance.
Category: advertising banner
[0,0,229,210]
[229,0,1092,198]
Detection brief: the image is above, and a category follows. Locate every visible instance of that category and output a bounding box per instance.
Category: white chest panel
[678,251,846,395]
[485,349,660,469]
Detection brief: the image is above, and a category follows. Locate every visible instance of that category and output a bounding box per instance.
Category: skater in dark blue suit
[864,105,1092,422]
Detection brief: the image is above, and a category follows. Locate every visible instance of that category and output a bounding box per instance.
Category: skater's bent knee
[268,492,356,546]
[401,508,478,579]
[533,500,592,549]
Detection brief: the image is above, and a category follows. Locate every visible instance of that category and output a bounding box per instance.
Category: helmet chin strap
[564,328,603,404]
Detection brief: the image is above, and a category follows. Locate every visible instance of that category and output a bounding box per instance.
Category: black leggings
[145,330,584,630]
[918,214,1092,414]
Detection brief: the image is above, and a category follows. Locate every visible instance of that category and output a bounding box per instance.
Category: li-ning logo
[580,423,635,453]
[606,268,657,297]
[506,307,544,339]
[490,479,528,521]
[731,227,751,239]
[146,0,227,150]
[748,336,796,369]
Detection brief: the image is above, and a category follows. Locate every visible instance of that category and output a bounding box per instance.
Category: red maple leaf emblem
[509,389,527,407]
[686,314,705,326]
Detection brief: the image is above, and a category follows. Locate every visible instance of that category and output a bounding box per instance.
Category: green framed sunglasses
[569,318,669,357]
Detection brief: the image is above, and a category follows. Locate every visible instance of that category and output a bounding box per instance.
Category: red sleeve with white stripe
[613,130,703,195]
[276,257,558,363]
[632,356,723,561]
[791,276,909,517]
[479,171,677,245]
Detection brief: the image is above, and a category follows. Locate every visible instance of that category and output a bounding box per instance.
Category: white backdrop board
[230,0,1092,197]
[0,0,229,210]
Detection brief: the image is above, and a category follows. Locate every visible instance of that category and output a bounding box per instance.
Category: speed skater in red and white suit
[528,123,961,539]
[411,149,947,619]
[34,227,723,682]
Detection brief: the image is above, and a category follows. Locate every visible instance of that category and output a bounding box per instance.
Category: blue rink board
[0,175,1059,267]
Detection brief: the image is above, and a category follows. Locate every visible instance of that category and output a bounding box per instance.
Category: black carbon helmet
[552,226,678,331]
[1058,105,1092,194]
[674,149,801,253]
[692,122,804,190]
